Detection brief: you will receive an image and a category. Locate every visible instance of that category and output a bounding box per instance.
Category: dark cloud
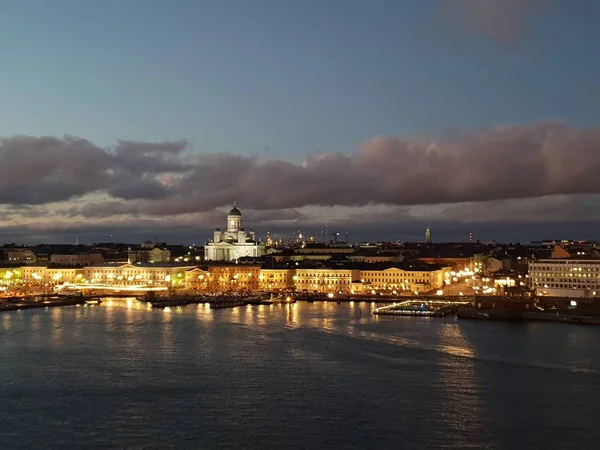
[438,194,600,223]
[0,136,111,204]
[113,140,191,174]
[439,0,558,47]
[0,136,190,204]
[4,122,600,217]
[138,121,600,213]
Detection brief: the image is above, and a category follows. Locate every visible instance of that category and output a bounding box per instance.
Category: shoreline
[3,295,600,326]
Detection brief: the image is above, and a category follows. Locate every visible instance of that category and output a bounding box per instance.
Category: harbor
[143,292,296,309]
[3,290,600,326]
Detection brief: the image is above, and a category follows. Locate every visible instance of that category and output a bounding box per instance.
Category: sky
[1,0,600,245]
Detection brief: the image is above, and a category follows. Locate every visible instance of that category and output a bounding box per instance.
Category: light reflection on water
[436,322,490,441]
[1,300,599,449]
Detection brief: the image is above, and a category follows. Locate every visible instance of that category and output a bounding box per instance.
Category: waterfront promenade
[3,291,600,326]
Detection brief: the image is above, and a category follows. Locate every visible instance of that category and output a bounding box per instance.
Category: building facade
[128,247,171,264]
[5,249,37,264]
[529,258,600,298]
[204,203,266,261]
[16,261,452,294]
[294,268,360,293]
[259,268,295,290]
[207,264,261,291]
[50,253,104,266]
[358,267,447,294]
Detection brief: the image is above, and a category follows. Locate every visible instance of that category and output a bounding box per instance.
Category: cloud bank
[1,121,600,242]
[2,122,600,210]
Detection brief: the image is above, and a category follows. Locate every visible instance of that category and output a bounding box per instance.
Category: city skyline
[1,0,600,243]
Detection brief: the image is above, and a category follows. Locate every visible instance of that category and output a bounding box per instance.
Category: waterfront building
[184,267,210,291]
[83,263,194,288]
[0,267,22,285]
[206,264,261,291]
[204,203,266,261]
[20,265,83,284]
[294,267,359,294]
[358,266,448,294]
[259,268,296,290]
[16,259,451,296]
[528,258,600,298]
[20,263,194,288]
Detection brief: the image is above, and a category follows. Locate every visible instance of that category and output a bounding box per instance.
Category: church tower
[425,227,432,244]
[227,202,242,232]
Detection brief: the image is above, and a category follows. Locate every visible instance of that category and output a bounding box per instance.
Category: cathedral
[204,203,266,261]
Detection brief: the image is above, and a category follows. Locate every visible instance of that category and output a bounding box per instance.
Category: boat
[150,298,190,308]
[262,294,296,305]
[85,298,102,305]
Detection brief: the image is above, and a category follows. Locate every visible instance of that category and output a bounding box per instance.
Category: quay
[0,295,86,312]
[3,290,600,326]
[144,292,290,309]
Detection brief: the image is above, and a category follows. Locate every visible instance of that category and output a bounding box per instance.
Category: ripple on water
[0,302,599,449]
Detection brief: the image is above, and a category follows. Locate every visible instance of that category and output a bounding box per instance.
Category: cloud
[432,194,600,223]
[3,121,600,243]
[4,122,600,215]
[0,135,190,205]
[439,0,558,47]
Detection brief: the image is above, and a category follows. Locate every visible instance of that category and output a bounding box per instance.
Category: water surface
[1,299,599,449]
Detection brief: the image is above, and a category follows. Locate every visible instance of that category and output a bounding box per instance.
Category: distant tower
[425,228,431,244]
[469,232,473,243]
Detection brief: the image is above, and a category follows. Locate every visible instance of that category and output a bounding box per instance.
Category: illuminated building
[529,258,600,298]
[294,268,359,294]
[425,227,431,244]
[259,268,295,290]
[207,264,261,291]
[184,267,210,290]
[83,263,193,287]
[204,203,266,261]
[20,266,83,284]
[358,266,448,294]
[0,267,22,285]
[21,263,194,288]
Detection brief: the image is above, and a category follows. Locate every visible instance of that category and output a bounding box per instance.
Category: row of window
[534,283,600,290]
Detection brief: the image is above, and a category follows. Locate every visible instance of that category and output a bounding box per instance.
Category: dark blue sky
[2,0,598,157]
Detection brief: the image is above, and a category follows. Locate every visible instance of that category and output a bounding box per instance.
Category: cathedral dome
[228,202,242,216]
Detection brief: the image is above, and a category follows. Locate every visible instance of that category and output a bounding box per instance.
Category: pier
[0,296,86,312]
[372,299,471,317]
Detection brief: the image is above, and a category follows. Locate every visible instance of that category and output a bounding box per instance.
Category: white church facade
[204,203,266,261]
